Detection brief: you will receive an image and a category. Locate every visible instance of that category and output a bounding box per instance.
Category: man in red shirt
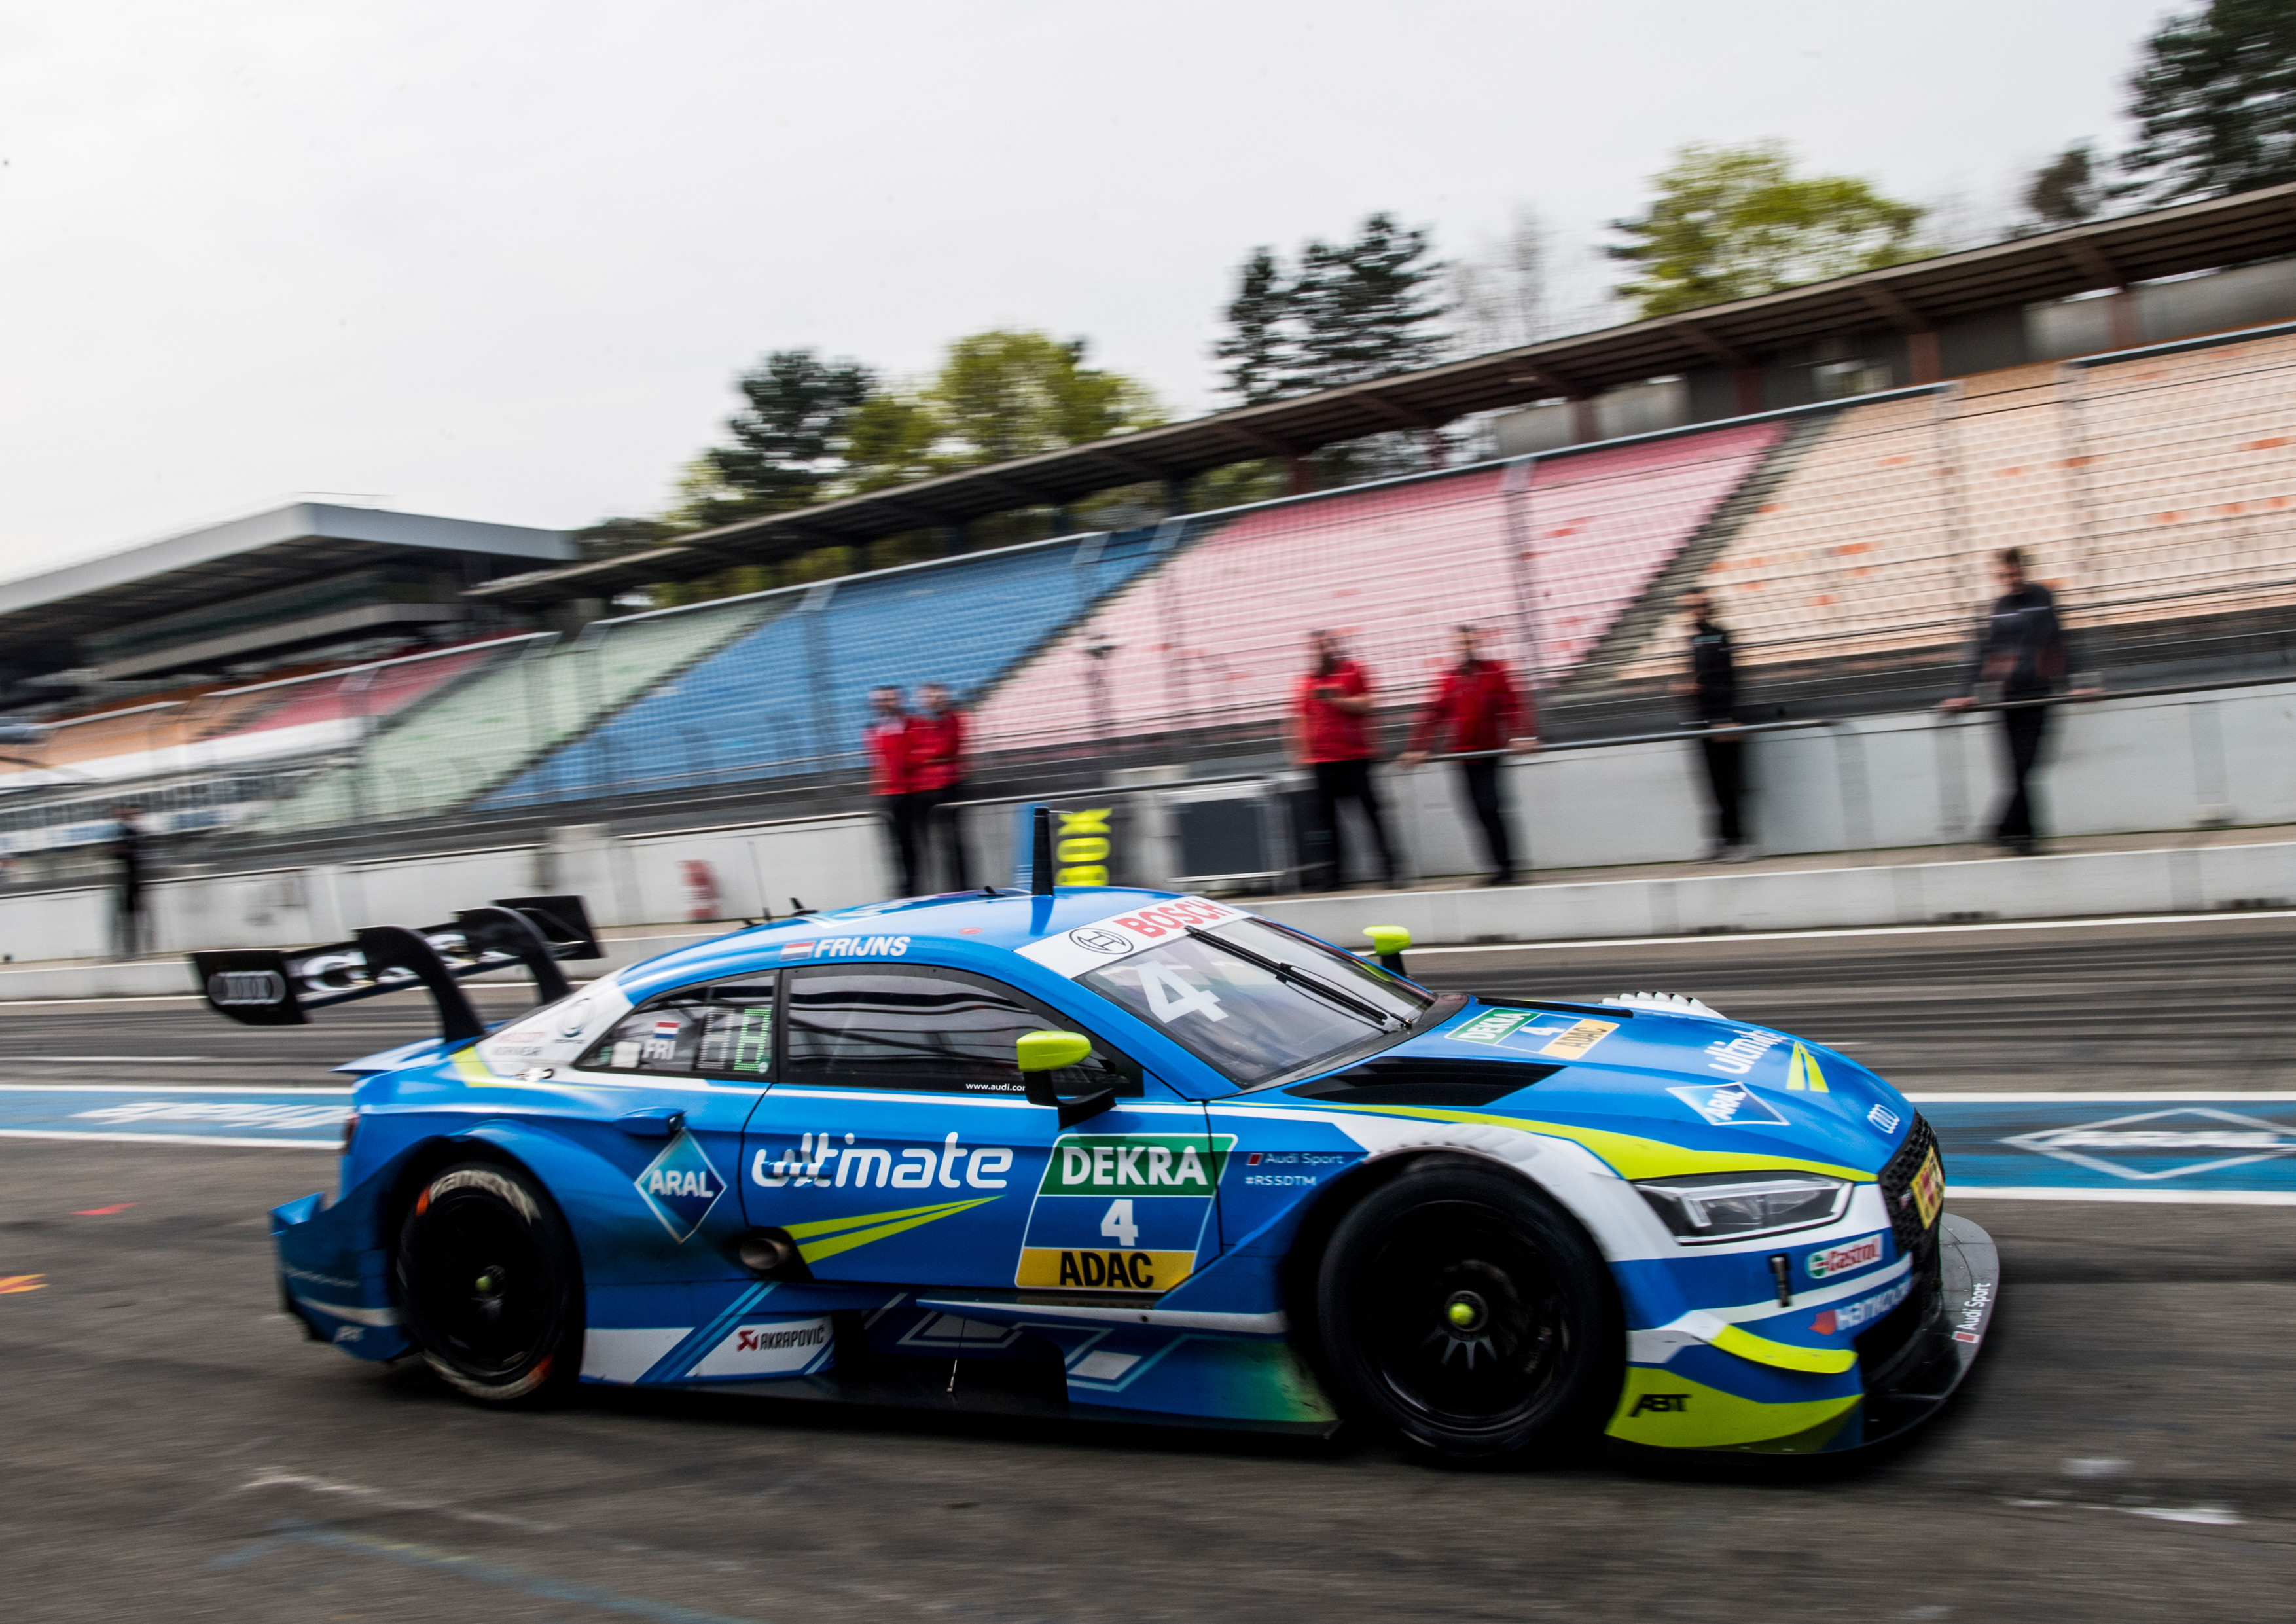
[1399,624,1539,885]
[906,681,971,891]
[1289,630,1398,892]
[864,685,922,895]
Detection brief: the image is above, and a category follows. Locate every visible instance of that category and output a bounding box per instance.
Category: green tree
[2121,0,2296,204]
[842,393,944,492]
[1288,213,1448,391]
[699,349,875,523]
[571,516,678,564]
[2022,143,2104,229]
[1214,247,1294,405]
[927,329,1161,465]
[1608,141,1928,318]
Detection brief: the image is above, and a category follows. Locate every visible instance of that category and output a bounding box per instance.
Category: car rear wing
[189,895,603,1042]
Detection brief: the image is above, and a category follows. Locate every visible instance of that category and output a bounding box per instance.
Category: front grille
[1876,1113,1941,1256]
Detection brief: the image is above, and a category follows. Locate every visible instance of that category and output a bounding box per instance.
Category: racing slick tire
[1314,1160,1621,1462]
[395,1161,583,1405]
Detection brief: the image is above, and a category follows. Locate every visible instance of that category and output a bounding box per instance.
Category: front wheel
[396,1161,582,1405]
[1314,1161,1621,1461]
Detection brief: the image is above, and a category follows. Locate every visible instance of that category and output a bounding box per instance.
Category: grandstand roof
[470,182,2296,607]
[0,503,573,655]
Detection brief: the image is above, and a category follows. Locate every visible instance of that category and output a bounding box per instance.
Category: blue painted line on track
[1916,1096,2296,1195]
[6,1085,2296,1195]
[0,1084,348,1147]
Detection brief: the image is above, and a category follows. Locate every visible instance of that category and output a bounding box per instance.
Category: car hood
[1281,999,1912,1175]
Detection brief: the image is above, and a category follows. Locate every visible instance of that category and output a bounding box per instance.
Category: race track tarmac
[1,915,2291,1621]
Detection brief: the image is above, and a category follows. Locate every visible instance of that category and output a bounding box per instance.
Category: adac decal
[1016,896,1247,979]
[1809,1273,1912,1335]
[1704,1028,1791,1077]
[1014,1132,1234,1293]
[780,935,912,960]
[1444,1009,1617,1060]
[1804,1232,1886,1280]
[1668,1082,1789,1128]
[749,1130,1014,1191]
[1909,1146,1945,1228]
[635,1131,727,1243]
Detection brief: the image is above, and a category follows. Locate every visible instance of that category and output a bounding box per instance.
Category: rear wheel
[1315,1161,1620,1461]
[396,1161,581,1405]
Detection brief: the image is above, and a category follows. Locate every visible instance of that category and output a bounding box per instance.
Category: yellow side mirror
[1016,1030,1093,1074]
[1363,925,1412,974]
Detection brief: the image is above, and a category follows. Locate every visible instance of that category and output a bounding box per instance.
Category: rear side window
[579,976,776,1079]
[782,964,1134,1095]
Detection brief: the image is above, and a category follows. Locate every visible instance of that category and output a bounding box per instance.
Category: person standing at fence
[1941,547,2077,856]
[907,682,971,892]
[1289,630,1399,892]
[1397,626,1537,886]
[1676,588,1752,862]
[111,803,149,959]
[864,686,923,894]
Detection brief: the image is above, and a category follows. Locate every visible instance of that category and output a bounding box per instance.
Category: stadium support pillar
[2106,289,2140,350]
[1907,330,1941,385]
[1569,397,1598,443]
[1731,367,1764,416]
[1163,475,1191,518]
[939,521,969,556]
[1287,455,1313,495]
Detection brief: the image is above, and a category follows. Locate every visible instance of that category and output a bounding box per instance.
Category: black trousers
[1455,756,1518,880]
[883,794,924,895]
[1996,705,2050,843]
[1307,759,1397,889]
[910,784,971,892]
[1698,731,1746,845]
[115,885,147,958]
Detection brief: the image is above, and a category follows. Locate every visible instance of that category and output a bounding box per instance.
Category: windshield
[1077,917,1431,1087]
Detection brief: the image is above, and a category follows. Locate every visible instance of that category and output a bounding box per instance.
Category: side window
[783,965,1136,1095]
[692,978,776,1080]
[580,993,713,1075]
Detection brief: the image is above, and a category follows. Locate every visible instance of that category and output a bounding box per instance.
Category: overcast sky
[0,0,2177,575]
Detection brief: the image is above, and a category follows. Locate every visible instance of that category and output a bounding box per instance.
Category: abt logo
[1628,1392,1689,1416]
[209,970,287,1006]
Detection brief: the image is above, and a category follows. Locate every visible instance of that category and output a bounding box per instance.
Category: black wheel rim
[406,1190,558,1381]
[1350,1199,1569,1437]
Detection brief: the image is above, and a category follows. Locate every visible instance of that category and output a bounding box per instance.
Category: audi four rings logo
[1068,927,1132,956]
[209,970,287,1006]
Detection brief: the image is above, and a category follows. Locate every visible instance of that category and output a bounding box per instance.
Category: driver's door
[737,962,1223,1296]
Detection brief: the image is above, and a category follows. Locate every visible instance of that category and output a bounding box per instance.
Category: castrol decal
[1017,897,1248,979]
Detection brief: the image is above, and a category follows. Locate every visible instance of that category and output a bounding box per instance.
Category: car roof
[615,886,1205,1000]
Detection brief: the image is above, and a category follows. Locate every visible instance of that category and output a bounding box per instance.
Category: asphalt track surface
[3,916,2293,1621]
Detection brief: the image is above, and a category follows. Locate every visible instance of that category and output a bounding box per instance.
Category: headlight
[1633,1171,1850,1243]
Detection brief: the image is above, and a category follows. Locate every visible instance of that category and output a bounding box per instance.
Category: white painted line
[0,994,205,1007]
[0,1129,339,1149]
[0,1056,213,1063]
[1948,1187,2296,1206]
[0,1083,353,1095]
[1407,908,2296,956]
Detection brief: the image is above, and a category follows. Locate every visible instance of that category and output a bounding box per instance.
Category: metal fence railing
[3,319,2295,861]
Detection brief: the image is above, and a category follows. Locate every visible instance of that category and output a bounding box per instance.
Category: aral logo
[1804,1233,1885,1280]
[1666,1082,1789,1127]
[635,1131,725,1243]
[2002,1106,2296,1183]
[1038,1134,1234,1193]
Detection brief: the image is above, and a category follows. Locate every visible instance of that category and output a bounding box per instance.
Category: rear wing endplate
[190,895,603,1041]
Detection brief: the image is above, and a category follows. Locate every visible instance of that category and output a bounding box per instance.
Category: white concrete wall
[0,681,2285,991]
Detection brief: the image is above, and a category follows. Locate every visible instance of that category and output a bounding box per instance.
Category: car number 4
[1100,1198,1140,1248]
[1140,964,1226,1024]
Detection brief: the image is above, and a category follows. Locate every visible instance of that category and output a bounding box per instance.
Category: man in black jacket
[1676,589,1749,861]
[1941,548,2079,855]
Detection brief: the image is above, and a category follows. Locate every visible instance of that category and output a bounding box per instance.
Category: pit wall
[0,680,2288,998]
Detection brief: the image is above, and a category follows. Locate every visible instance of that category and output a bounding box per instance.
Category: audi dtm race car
[204,861,1997,1462]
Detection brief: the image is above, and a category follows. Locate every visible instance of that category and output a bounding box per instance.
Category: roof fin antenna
[1030,806,1056,898]
[789,897,812,914]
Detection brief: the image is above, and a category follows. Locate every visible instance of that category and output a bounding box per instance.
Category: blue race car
[204,866,1997,1462]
